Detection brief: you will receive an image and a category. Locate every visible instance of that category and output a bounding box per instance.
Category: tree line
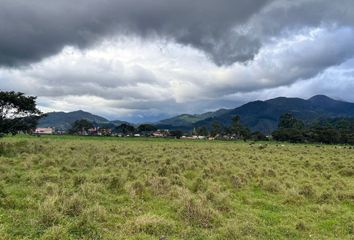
[272,113,354,144]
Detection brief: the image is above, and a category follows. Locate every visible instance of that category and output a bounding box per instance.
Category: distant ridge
[38,95,354,134]
[157,95,354,134]
[38,110,127,130]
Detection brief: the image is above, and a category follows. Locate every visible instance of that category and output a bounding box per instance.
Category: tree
[272,128,305,143]
[69,119,94,135]
[115,124,136,135]
[251,131,267,141]
[0,91,43,135]
[211,121,223,137]
[229,116,251,140]
[169,130,183,139]
[306,126,340,144]
[196,126,209,136]
[278,113,304,129]
[137,124,157,133]
[272,113,306,143]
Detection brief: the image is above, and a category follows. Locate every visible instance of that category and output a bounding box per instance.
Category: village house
[152,129,169,137]
[34,128,54,135]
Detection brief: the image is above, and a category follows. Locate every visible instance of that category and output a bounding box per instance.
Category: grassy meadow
[0,135,353,239]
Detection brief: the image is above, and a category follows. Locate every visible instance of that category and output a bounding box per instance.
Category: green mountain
[39,95,354,134]
[158,95,354,134]
[157,109,230,127]
[38,110,126,130]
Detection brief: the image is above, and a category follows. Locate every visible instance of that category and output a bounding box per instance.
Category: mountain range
[38,95,354,134]
[38,110,127,130]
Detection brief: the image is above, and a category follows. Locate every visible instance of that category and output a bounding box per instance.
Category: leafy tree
[115,124,136,135]
[229,116,251,140]
[196,126,209,136]
[278,113,304,129]
[272,128,305,143]
[69,119,94,135]
[274,114,354,145]
[169,130,183,139]
[251,131,268,141]
[211,121,223,137]
[137,124,157,133]
[272,113,307,143]
[306,126,340,144]
[0,91,43,135]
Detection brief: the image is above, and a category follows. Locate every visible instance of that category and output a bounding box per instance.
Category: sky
[1,0,354,122]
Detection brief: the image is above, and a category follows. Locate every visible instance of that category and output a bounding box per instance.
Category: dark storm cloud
[2,0,354,67]
[0,0,272,66]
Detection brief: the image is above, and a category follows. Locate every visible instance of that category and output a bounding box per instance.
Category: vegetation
[39,96,354,135]
[137,124,157,133]
[0,91,43,135]
[273,113,354,144]
[0,135,352,239]
[38,110,114,131]
[69,119,94,135]
[115,124,136,135]
[175,95,354,134]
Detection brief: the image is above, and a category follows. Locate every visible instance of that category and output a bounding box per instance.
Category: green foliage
[69,119,94,134]
[229,116,251,140]
[272,128,305,143]
[0,91,43,134]
[0,135,353,239]
[273,114,354,145]
[251,131,268,141]
[115,123,136,135]
[169,130,183,139]
[137,124,157,134]
[278,113,305,129]
[38,110,112,131]
[195,126,209,136]
[210,121,223,137]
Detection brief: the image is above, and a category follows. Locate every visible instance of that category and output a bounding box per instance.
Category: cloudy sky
[1,0,354,122]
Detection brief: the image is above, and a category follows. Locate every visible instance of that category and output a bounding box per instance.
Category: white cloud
[1,26,354,122]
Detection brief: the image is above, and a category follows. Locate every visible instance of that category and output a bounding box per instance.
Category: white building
[34,128,54,135]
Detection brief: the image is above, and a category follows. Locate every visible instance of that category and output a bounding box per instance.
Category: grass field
[0,135,353,239]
